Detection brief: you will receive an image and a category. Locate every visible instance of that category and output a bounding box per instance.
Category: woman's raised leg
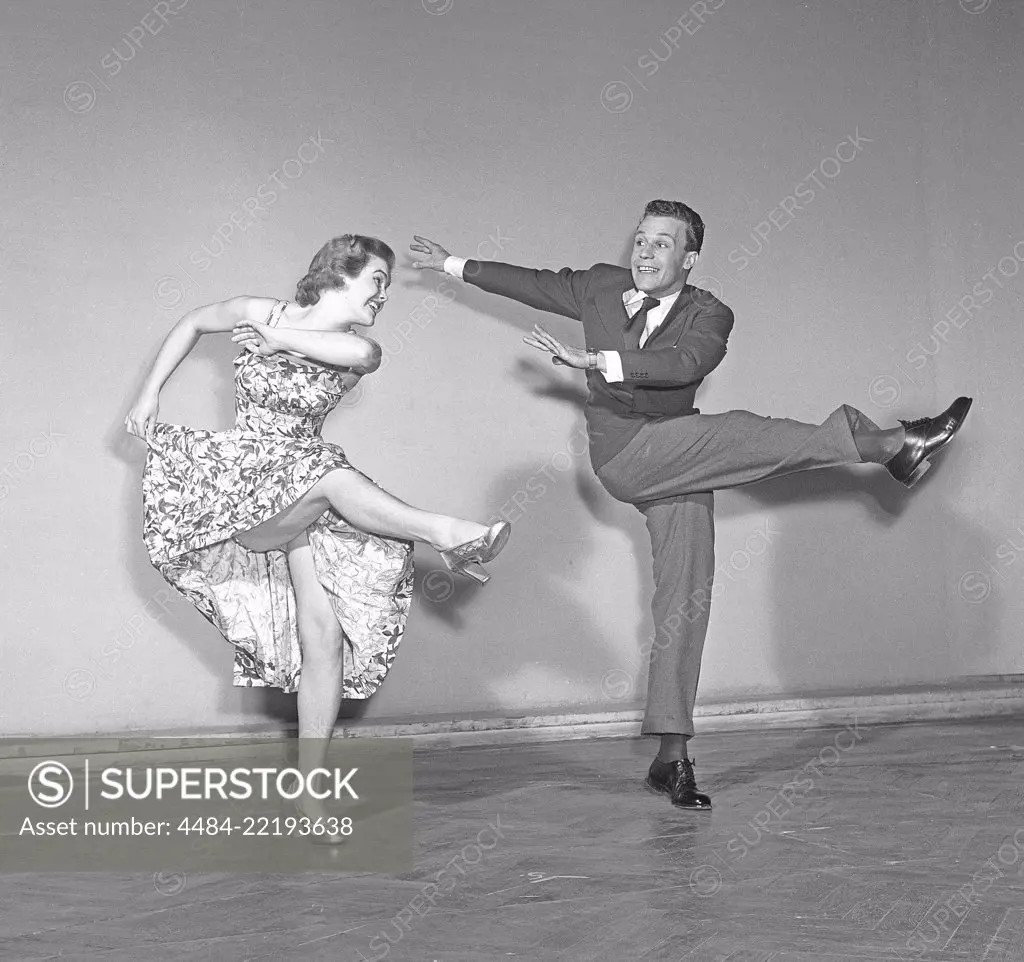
[236,468,489,553]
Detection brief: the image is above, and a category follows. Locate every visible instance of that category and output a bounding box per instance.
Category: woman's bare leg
[287,532,345,820]
[237,468,487,553]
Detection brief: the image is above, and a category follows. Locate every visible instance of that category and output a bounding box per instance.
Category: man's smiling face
[631,215,699,298]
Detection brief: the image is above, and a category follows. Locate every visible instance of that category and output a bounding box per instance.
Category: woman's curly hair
[295,234,396,306]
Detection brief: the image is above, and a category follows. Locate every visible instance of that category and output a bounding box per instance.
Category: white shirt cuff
[600,351,624,383]
[443,256,467,279]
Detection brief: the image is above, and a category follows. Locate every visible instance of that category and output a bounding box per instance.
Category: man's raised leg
[597,400,970,505]
[600,405,879,506]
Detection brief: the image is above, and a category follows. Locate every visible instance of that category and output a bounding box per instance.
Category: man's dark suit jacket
[462,260,735,471]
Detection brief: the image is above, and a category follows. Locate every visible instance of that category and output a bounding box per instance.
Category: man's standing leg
[639,492,715,810]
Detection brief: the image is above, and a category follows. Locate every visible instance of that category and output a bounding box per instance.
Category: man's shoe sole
[901,459,932,489]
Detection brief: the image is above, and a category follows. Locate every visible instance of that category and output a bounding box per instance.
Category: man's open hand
[409,235,450,271]
[522,324,590,369]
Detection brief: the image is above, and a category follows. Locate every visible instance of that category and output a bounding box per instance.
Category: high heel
[438,521,511,584]
[449,560,490,585]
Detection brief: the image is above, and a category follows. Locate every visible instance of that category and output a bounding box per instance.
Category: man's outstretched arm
[410,235,590,321]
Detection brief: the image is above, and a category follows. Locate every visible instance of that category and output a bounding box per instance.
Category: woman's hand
[231,319,282,356]
[409,235,451,271]
[523,324,590,369]
[125,392,159,439]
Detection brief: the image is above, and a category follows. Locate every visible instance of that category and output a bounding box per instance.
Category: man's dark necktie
[626,295,661,346]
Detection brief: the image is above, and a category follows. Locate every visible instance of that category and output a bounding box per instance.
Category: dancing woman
[125,234,509,832]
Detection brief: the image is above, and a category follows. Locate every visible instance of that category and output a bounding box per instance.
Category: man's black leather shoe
[885,396,973,488]
[645,757,712,810]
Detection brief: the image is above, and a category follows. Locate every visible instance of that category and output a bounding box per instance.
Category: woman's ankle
[433,518,488,551]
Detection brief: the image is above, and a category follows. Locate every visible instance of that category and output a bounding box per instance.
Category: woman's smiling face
[337,256,391,328]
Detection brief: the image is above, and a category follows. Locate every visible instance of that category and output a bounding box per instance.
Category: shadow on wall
[367,257,989,720]
[107,320,632,731]
[747,442,999,698]
[381,357,653,718]
[377,413,992,723]
[107,336,298,727]
[109,263,997,735]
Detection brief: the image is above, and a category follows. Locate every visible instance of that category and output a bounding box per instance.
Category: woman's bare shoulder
[190,295,282,333]
[233,295,284,324]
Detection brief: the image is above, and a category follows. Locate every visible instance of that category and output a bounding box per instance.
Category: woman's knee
[316,467,373,502]
[306,471,349,511]
[298,611,344,662]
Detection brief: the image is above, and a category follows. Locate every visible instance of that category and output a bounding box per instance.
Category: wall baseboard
[4,677,1022,764]
[330,675,1024,747]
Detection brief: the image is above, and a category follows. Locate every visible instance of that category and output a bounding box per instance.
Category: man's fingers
[532,324,562,348]
[410,236,447,268]
[527,338,556,353]
[522,336,550,352]
[534,334,563,354]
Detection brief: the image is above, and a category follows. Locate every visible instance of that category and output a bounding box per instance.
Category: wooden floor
[3,717,1024,961]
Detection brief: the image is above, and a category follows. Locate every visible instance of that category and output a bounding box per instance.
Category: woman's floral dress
[141,301,414,695]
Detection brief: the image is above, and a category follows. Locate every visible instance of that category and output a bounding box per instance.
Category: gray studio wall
[2,0,1020,736]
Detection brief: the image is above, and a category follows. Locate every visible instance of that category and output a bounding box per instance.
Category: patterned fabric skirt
[142,423,414,695]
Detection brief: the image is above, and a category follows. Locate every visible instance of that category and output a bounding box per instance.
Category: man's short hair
[641,199,705,253]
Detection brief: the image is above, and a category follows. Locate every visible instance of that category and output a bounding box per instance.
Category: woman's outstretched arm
[125,297,382,437]
[124,296,266,438]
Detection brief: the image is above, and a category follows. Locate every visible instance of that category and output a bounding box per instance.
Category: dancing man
[411,200,972,810]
